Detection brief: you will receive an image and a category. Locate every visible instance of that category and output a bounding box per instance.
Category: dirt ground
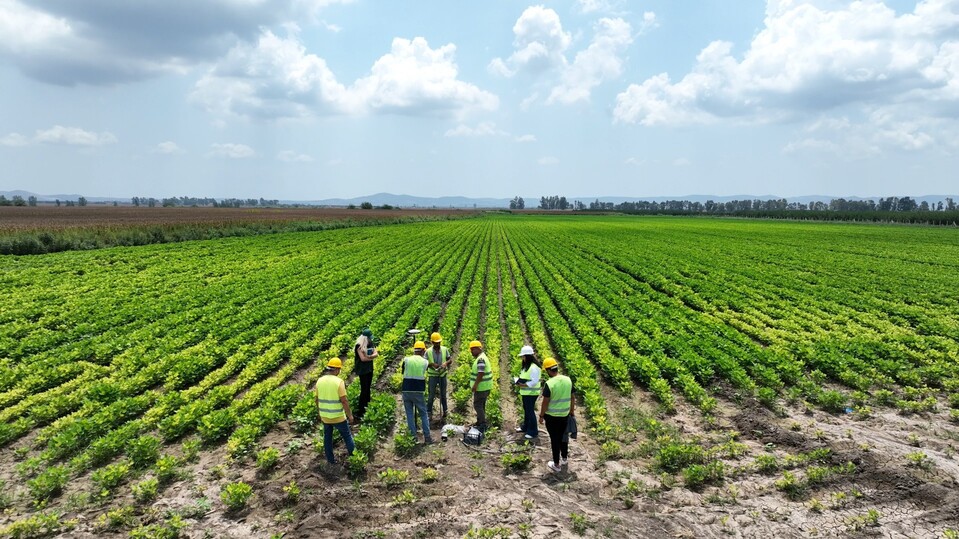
[0,206,473,232]
[8,384,952,539]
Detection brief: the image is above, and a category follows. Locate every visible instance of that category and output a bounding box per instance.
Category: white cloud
[209,143,255,158]
[445,122,502,137]
[488,6,571,77]
[623,157,644,165]
[192,30,346,120]
[278,150,314,162]
[538,156,559,165]
[673,157,691,167]
[576,0,617,14]
[0,0,354,85]
[34,125,117,146]
[193,32,496,119]
[492,7,634,105]
[614,1,959,129]
[638,11,659,35]
[548,17,633,104]
[153,141,184,154]
[514,134,537,142]
[0,133,30,147]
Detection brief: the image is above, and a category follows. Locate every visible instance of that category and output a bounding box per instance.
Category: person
[353,328,378,422]
[513,345,540,440]
[539,357,574,473]
[426,332,452,422]
[315,358,355,465]
[468,340,493,432]
[401,341,432,443]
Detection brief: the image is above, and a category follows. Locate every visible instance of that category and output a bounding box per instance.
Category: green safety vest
[545,375,572,417]
[471,353,493,392]
[518,364,541,397]
[316,375,346,422]
[426,346,451,377]
[402,355,428,393]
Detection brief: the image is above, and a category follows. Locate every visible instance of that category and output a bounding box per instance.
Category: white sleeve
[526,365,540,387]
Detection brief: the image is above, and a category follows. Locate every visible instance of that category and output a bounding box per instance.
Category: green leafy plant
[392,489,416,505]
[92,460,132,497]
[378,468,410,489]
[501,452,532,472]
[154,455,181,484]
[346,451,369,478]
[127,435,161,469]
[220,482,253,512]
[422,468,439,483]
[256,447,281,471]
[27,465,70,504]
[132,477,160,504]
[570,512,592,535]
[129,514,186,539]
[393,431,417,457]
[283,481,301,504]
[97,505,137,531]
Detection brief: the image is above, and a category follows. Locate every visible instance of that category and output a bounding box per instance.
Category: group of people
[314,328,575,474]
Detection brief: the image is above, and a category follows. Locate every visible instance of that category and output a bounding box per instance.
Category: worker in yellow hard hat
[539,358,574,473]
[401,341,433,443]
[426,332,452,423]
[468,340,492,432]
[316,358,355,465]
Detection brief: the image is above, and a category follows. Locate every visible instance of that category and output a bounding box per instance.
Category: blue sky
[1,0,957,200]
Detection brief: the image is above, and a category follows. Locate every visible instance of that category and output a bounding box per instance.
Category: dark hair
[522,355,540,369]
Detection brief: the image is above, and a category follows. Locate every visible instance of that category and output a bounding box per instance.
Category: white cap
[518,345,535,356]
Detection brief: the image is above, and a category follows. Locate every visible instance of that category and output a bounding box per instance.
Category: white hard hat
[518,345,535,356]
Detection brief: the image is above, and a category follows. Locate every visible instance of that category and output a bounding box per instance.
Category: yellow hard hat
[542,358,558,370]
[326,358,343,369]
[413,341,426,350]
[430,332,443,343]
[468,340,483,349]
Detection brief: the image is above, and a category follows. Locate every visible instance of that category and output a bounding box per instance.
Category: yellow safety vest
[545,375,572,417]
[402,355,428,393]
[518,364,541,397]
[471,353,493,392]
[426,346,451,377]
[316,375,346,423]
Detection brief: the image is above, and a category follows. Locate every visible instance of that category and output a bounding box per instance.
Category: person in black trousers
[354,328,378,422]
[539,357,574,473]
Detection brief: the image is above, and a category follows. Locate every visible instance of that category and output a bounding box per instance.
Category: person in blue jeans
[401,341,432,443]
[513,345,541,439]
[315,358,355,465]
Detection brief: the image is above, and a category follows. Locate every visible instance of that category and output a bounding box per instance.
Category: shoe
[524,434,536,440]
[424,438,434,445]
[515,427,526,433]
[560,457,568,466]
[547,461,561,473]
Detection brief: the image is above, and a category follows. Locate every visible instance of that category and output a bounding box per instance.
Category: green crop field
[2,214,958,538]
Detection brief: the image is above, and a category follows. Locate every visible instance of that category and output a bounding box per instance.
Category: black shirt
[354,344,373,375]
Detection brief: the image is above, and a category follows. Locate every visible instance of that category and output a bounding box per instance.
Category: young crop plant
[91,460,132,497]
[255,447,281,471]
[378,468,410,488]
[132,477,160,504]
[501,451,532,472]
[220,481,254,512]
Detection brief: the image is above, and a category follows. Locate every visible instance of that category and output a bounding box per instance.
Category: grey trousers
[473,389,490,431]
[427,376,448,418]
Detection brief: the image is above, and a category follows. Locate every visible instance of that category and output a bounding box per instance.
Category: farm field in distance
[1,214,958,538]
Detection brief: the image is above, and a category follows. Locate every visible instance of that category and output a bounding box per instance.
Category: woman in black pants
[539,357,574,473]
[354,328,378,422]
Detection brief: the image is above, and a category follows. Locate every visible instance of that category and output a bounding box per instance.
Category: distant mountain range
[3,190,956,209]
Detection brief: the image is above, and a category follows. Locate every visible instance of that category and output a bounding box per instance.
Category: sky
[1,0,958,200]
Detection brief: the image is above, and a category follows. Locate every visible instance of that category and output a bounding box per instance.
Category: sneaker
[424,438,435,445]
[560,457,568,466]
[515,427,526,433]
[524,434,536,440]
[547,461,562,473]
